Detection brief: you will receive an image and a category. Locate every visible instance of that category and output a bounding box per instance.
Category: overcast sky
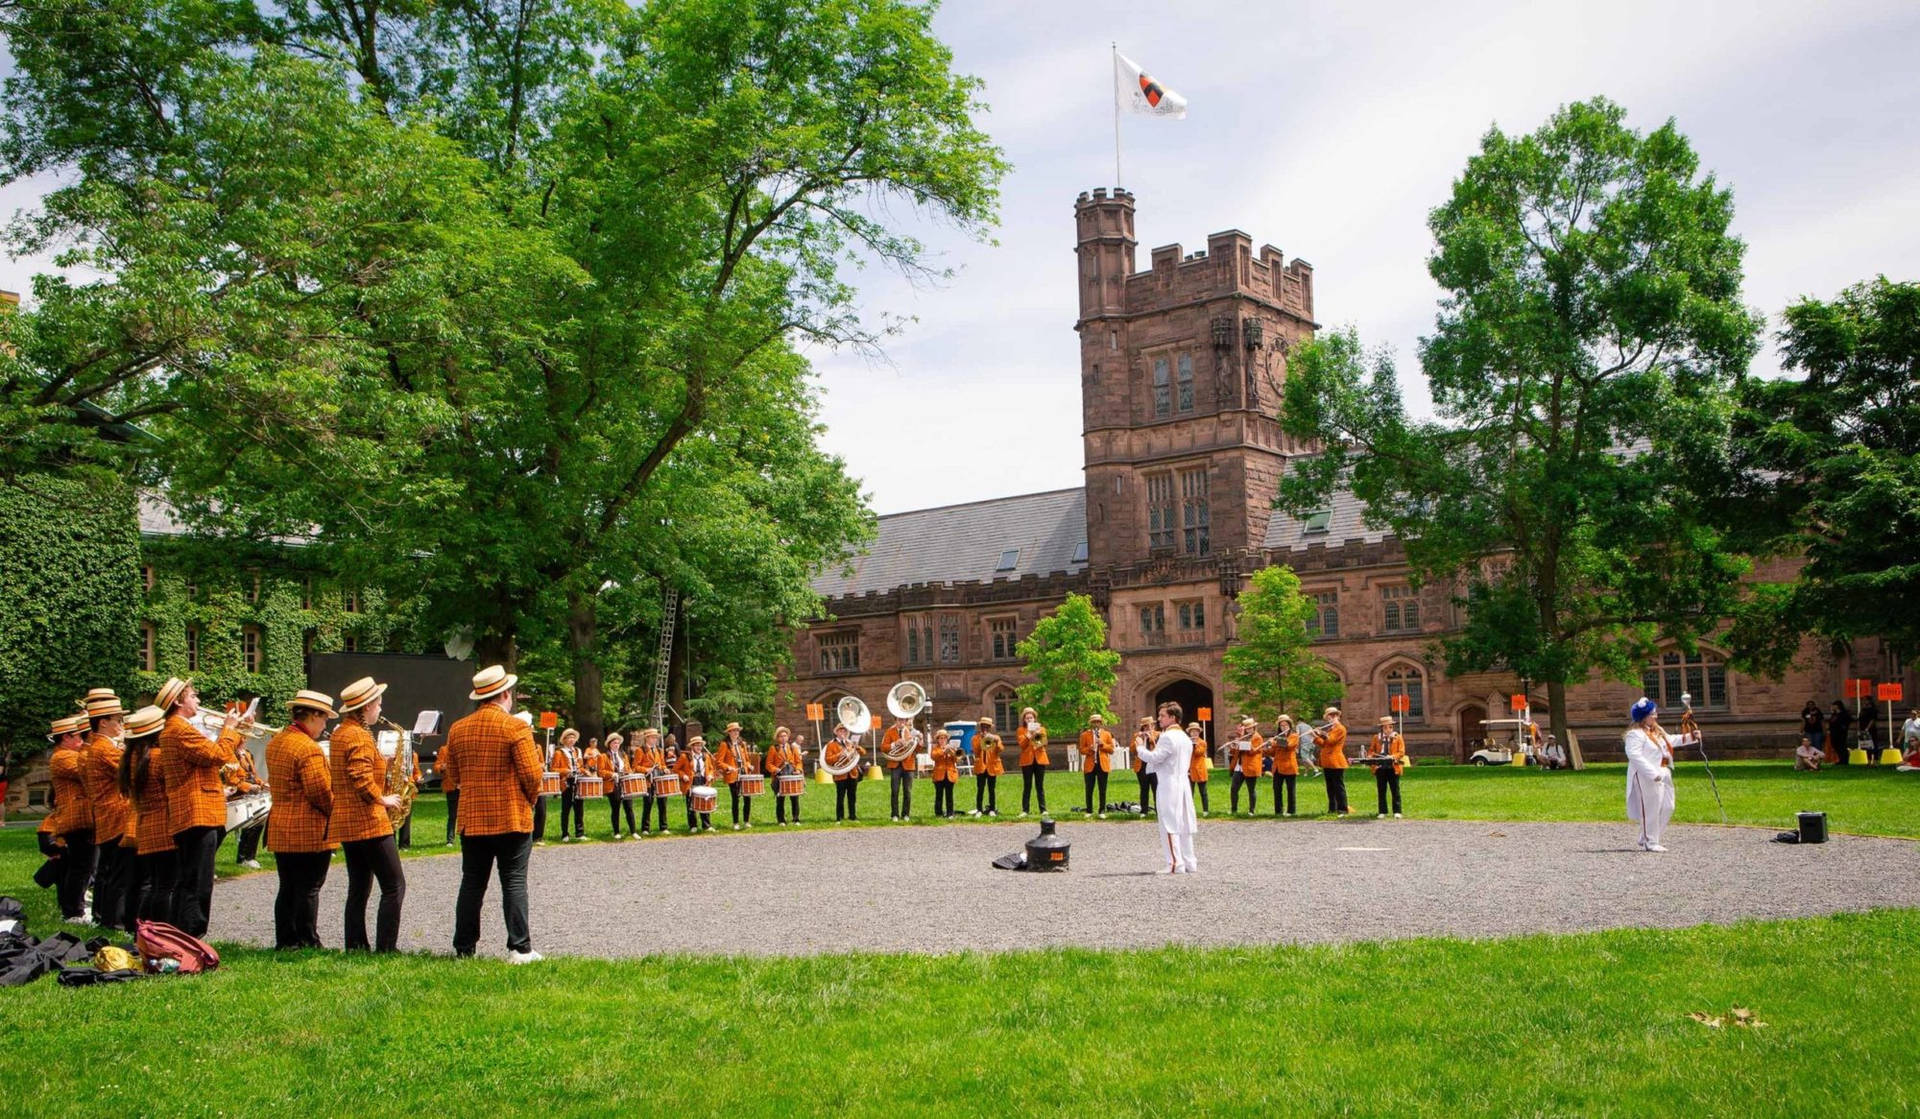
[5,1,1918,516]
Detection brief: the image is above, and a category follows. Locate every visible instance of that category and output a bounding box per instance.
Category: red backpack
[135,920,220,974]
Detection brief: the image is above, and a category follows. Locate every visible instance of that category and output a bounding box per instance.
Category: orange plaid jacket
[929,742,960,782]
[134,748,176,855]
[1077,729,1116,773]
[1017,724,1049,768]
[1236,732,1266,778]
[326,718,391,844]
[976,734,1005,777]
[717,739,755,783]
[84,734,130,843]
[160,715,240,834]
[47,743,94,835]
[267,726,336,854]
[440,704,541,836]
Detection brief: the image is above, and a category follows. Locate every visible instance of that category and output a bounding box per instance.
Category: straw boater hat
[155,676,191,711]
[725,722,742,734]
[559,727,579,744]
[1378,715,1395,725]
[1239,715,1257,727]
[688,736,706,749]
[338,676,388,713]
[470,664,517,701]
[1088,714,1104,724]
[47,714,88,740]
[289,690,338,719]
[86,694,127,719]
[978,716,994,727]
[124,706,166,739]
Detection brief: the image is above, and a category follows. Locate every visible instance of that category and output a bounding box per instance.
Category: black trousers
[610,793,636,835]
[445,789,460,843]
[170,825,222,936]
[1324,768,1349,814]
[341,834,405,952]
[91,839,133,931]
[1272,773,1297,815]
[728,782,753,824]
[134,850,178,925]
[974,774,998,813]
[1192,778,1210,813]
[396,818,412,849]
[889,767,914,817]
[776,793,801,823]
[1021,763,1048,813]
[643,794,672,833]
[454,831,532,956]
[560,788,584,837]
[1231,772,1259,814]
[686,794,712,830]
[1082,768,1109,813]
[236,823,264,862]
[1135,770,1157,812]
[273,850,332,949]
[533,794,549,840]
[1375,768,1403,815]
[835,778,859,820]
[933,778,956,817]
[56,829,96,919]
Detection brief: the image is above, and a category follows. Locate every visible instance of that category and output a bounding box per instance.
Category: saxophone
[380,717,417,830]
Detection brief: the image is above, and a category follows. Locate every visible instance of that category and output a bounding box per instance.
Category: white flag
[1115,51,1187,119]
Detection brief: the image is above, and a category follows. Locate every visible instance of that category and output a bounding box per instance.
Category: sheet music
[411,710,441,735]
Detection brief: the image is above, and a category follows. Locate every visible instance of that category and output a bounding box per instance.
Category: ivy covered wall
[0,471,141,766]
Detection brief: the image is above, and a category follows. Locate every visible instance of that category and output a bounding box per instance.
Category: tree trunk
[1547,678,1585,770]
[568,588,604,743]
[473,631,517,673]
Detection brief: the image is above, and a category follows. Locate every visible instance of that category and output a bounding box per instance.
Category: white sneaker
[1097,812,1106,819]
[1377,813,1386,819]
[507,949,544,965]
[241,859,262,869]
[968,809,981,817]
[445,841,456,847]
[1646,843,1668,853]
[746,821,754,829]
[1393,813,1403,819]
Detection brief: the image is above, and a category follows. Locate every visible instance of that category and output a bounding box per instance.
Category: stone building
[775,190,1908,760]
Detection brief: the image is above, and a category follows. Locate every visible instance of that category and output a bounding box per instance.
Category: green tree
[1223,565,1344,723]
[1280,98,1763,745]
[1015,594,1119,735]
[1728,277,1920,667]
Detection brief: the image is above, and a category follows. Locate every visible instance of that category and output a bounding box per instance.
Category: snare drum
[738,773,766,797]
[689,785,718,813]
[574,775,605,798]
[650,771,683,797]
[618,771,649,799]
[539,771,564,797]
[775,772,806,797]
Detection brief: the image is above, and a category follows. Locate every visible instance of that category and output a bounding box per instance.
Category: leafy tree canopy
[1222,564,1344,724]
[1016,594,1119,734]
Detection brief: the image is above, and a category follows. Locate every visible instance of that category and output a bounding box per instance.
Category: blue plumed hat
[1629,697,1657,723]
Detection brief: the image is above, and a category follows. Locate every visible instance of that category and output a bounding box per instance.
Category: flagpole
[1112,42,1123,188]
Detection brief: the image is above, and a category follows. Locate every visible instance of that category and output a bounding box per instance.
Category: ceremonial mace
[1678,692,1727,824]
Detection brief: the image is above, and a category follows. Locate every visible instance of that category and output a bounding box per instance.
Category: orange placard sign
[1389,694,1410,714]
[538,711,558,729]
[1877,683,1904,702]
[1509,694,1527,712]
[1196,707,1212,721]
[1844,678,1874,700]
[806,703,825,721]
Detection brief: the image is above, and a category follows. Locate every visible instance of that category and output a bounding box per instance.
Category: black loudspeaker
[1797,811,1828,844]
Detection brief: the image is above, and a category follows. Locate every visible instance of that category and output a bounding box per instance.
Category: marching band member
[1624,697,1675,852]
[266,691,338,949]
[929,730,960,819]
[1136,702,1198,873]
[605,733,638,838]
[46,714,95,922]
[766,726,803,825]
[229,743,266,869]
[1017,707,1049,817]
[1268,715,1300,817]
[395,743,423,849]
[155,676,247,937]
[115,705,176,924]
[1131,716,1156,816]
[971,716,1003,817]
[553,728,585,841]
[827,724,863,822]
[635,728,672,836]
[83,693,134,931]
[1229,716,1264,816]
[882,714,917,822]
[1309,706,1351,816]
[444,665,543,963]
[1078,714,1115,818]
[678,737,716,831]
[1367,716,1408,818]
[582,735,614,838]
[439,741,461,847]
[719,722,756,830]
[1186,722,1211,816]
[329,676,407,953]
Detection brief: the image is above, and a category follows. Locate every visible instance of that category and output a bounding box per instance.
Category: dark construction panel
[308,652,474,764]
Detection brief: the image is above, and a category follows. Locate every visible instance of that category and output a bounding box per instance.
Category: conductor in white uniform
[1623,697,1676,852]
[1136,701,1199,873]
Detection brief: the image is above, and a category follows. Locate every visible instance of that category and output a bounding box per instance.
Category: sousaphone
[883,680,928,762]
[821,695,871,778]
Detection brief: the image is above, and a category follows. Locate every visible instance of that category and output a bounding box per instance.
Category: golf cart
[1469,716,1538,766]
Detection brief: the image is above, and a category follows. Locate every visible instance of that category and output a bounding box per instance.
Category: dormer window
[997,549,1019,572]
[1302,509,1331,535]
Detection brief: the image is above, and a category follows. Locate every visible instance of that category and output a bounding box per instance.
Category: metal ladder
[650,589,679,729]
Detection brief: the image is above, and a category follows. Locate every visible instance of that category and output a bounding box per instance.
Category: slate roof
[812,488,1089,599]
[1261,482,1390,551]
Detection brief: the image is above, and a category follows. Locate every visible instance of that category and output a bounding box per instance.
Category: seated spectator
[1898,733,1920,773]
[1795,735,1823,771]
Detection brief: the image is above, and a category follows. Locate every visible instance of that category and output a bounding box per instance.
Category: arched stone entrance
[1457,704,1487,762]
[1152,678,1215,735]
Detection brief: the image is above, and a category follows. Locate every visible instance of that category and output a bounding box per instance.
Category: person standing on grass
[929,729,960,819]
[445,664,543,963]
[1078,714,1114,818]
[1130,717,1157,817]
[1366,716,1408,819]
[1624,697,1676,852]
[828,724,863,821]
[1310,706,1351,816]
[1017,707,1049,817]
[971,717,1003,817]
[1828,701,1852,765]
[1268,715,1299,817]
[45,714,95,923]
[1135,701,1198,873]
[1186,721,1211,816]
